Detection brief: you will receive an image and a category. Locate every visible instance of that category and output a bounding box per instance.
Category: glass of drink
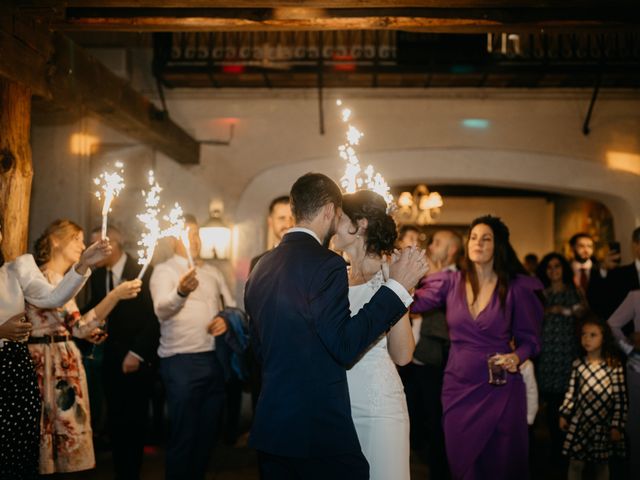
[487,353,507,385]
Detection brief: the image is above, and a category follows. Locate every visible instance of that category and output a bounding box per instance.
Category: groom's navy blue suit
[245,230,408,478]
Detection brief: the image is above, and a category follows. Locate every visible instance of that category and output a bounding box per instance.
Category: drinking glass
[487,353,507,385]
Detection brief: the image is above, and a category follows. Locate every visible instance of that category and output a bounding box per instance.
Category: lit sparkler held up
[136,171,162,280]
[164,203,194,268]
[336,99,393,206]
[94,162,125,239]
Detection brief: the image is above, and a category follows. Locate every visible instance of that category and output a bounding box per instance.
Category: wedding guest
[0,217,110,480]
[249,195,293,272]
[412,215,543,480]
[83,226,159,480]
[245,173,426,480]
[246,195,293,429]
[535,252,586,464]
[406,229,461,480]
[397,224,420,249]
[333,190,414,480]
[524,253,539,277]
[560,314,627,480]
[569,233,616,317]
[26,219,141,474]
[607,290,640,479]
[605,227,640,315]
[150,214,234,480]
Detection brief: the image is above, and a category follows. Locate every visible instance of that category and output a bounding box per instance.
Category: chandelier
[394,184,444,225]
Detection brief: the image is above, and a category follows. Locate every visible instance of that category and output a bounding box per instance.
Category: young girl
[559,313,627,480]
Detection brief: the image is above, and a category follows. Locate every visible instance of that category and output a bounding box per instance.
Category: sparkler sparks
[136,173,194,278]
[95,166,125,239]
[336,99,393,207]
[136,171,162,279]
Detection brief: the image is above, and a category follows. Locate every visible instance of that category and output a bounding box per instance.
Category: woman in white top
[0,217,110,480]
[332,190,415,480]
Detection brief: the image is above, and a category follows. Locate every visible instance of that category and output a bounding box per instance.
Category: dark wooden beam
[0,8,199,164]
[0,77,33,260]
[52,7,640,33]
[20,1,640,8]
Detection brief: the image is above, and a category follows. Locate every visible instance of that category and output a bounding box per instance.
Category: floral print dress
[26,269,103,474]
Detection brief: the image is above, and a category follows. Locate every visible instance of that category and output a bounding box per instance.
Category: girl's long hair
[464,215,527,307]
[578,312,622,368]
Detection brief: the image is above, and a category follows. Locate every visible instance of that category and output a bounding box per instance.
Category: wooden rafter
[0,6,199,164]
[17,1,640,8]
[11,1,638,33]
[43,6,640,33]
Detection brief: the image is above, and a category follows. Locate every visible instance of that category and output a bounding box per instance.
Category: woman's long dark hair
[464,215,527,307]
[578,312,622,368]
[536,252,574,288]
[342,190,397,257]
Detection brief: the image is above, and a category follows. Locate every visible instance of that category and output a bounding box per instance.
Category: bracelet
[177,289,189,298]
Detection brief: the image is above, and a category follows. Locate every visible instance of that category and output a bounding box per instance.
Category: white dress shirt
[150,255,235,358]
[635,258,640,286]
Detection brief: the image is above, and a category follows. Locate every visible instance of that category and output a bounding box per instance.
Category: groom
[245,173,427,479]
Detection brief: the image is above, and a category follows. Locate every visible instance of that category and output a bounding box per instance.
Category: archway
[233,147,639,285]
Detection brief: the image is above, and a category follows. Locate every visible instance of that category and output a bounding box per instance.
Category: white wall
[29,88,640,299]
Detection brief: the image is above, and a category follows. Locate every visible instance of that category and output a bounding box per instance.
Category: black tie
[107,269,114,293]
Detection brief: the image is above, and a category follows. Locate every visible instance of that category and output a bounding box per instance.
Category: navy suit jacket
[244,231,407,458]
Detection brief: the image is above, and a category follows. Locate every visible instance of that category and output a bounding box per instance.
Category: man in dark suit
[247,195,293,415]
[569,232,616,318]
[606,226,640,315]
[85,226,159,480]
[249,195,293,272]
[244,173,427,479]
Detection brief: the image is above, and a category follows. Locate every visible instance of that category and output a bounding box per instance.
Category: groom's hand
[177,267,199,297]
[388,246,428,291]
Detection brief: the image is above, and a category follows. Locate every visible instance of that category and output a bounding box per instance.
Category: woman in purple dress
[412,215,543,480]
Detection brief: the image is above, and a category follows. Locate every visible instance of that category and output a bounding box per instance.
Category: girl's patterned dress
[560,357,627,462]
[25,269,104,474]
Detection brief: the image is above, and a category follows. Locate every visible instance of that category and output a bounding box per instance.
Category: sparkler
[163,203,193,268]
[94,162,125,239]
[336,99,393,207]
[136,171,162,280]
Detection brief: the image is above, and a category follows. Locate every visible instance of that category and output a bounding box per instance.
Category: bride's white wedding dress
[347,270,411,480]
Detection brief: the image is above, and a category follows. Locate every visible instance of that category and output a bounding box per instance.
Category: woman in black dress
[536,252,586,464]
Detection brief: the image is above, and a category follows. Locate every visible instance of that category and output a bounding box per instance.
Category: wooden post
[0,77,33,261]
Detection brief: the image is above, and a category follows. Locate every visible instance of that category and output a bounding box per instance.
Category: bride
[333,190,415,480]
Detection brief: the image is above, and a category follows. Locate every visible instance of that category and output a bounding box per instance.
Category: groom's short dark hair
[290,173,342,223]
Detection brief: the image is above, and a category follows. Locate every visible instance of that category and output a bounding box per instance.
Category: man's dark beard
[322,223,337,248]
[574,253,589,264]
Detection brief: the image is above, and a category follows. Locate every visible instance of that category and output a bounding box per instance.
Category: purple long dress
[412,271,542,480]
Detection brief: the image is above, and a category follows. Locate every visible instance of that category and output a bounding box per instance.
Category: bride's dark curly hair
[341,190,397,256]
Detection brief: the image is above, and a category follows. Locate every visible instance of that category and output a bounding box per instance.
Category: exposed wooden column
[0,77,33,261]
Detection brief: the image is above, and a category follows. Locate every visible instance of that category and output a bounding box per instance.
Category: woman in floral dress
[535,252,586,464]
[26,219,141,474]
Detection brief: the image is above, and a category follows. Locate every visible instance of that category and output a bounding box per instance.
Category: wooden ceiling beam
[49,7,640,33]
[0,8,199,164]
[21,1,639,8]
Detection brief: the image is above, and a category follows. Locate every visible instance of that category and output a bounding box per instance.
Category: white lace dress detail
[347,270,410,480]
